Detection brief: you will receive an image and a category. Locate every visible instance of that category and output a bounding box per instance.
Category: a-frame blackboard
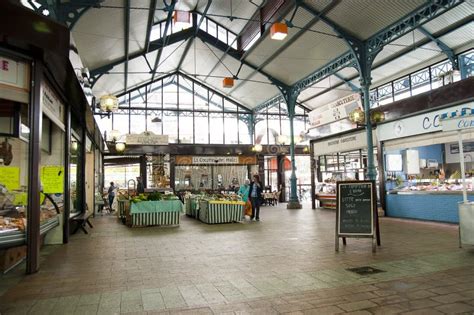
[336,180,380,252]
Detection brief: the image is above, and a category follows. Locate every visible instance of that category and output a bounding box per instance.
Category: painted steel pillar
[286,92,302,209]
[362,83,376,181]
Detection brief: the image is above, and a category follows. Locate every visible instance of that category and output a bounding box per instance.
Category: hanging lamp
[270,22,288,40]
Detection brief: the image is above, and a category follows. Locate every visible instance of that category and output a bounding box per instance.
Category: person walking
[136,177,145,194]
[238,179,251,219]
[249,175,263,221]
[108,182,116,212]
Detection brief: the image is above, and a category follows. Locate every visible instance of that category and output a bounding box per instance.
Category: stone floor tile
[74,304,99,315]
[300,305,344,314]
[400,309,444,315]
[337,300,377,312]
[430,292,471,304]
[434,302,474,314]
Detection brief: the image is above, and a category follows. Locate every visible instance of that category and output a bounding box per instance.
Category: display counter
[315,193,336,209]
[130,200,182,227]
[0,216,60,249]
[386,190,473,223]
[198,200,244,224]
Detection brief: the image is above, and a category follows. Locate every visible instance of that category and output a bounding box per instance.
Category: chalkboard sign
[338,181,374,235]
[336,180,379,252]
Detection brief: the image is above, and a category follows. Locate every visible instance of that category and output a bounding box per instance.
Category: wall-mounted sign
[175,156,257,165]
[192,156,239,164]
[42,81,65,129]
[377,103,474,142]
[0,56,30,103]
[126,132,169,145]
[441,116,474,132]
[312,130,376,156]
[309,93,362,127]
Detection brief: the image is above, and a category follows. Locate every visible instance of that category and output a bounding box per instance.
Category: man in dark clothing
[108,182,116,211]
[249,174,263,221]
[137,177,145,194]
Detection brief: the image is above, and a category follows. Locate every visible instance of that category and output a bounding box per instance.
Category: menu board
[337,181,375,235]
[41,166,64,194]
[0,166,20,190]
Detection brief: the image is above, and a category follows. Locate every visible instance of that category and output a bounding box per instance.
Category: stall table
[315,193,336,209]
[185,197,199,218]
[130,200,182,227]
[198,200,245,224]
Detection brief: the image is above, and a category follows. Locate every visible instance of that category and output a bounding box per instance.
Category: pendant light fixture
[270,22,288,40]
[223,77,234,88]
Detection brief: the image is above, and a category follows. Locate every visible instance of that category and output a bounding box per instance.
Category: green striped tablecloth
[185,197,199,218]
[130,200,182,227]
[198,200,244,224]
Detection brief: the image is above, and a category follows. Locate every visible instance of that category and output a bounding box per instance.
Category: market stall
[130,200,182,227]
[377,102,474,223]
[198,200,245,224]
[311,129,378,209]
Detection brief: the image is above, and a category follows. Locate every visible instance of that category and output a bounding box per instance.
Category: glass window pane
[194,83,208,111]
[207,19,217,38]
[96,115,112,136]
[228,32,237,49]
[224,113,238,144]
[178,76,193,110]
[163,111,177,143]
[281,116,290,141]
[209,112,223,144]
[293,117,306,144]
[147,81,162,109]
[223,98,236,112]
[150,24,161,42]
[267,115,281,144]
[209,92,223,112]
[130,87,146,108]
[147,110,162,134]
[267,103,279,113]
[411,68,431,96]
[295,104,305,115]
[112,113,130,134]
[163,76,177,109]
[255,114,268,145]
[194,112,209,143]
[197,14,207,31]
[238,115,251,144]
[393,76,411,101]
[217,25,227,43]
[179,112,193,143]
[377,83,393,106]
[130,112,146,134]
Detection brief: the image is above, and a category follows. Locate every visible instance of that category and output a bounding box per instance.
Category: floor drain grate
[346,266,385,276]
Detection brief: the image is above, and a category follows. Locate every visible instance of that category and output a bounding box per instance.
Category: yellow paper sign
[13,192,28,205]
[0,166,20,190]
[41,166,64,194]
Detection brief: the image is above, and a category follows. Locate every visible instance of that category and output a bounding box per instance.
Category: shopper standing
[108,182,116,212]
[238,179,252,218]
[249,175,263,221]
[136,177,145,194]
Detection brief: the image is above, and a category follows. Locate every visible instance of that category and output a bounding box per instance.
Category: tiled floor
[1,204,474,314]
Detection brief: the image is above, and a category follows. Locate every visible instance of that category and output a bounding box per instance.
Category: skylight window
[150,24,161,42]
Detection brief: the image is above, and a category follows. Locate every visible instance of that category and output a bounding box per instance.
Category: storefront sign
[0,56,28,89]
[192,156,239,164]
[0,166,20,190]
[41,166,64,194]
[309,93,361,127]
[42,82,65,128]
[126,132,168,145]
[312,130,376,156]
[377,103,474,142]
[441,116,474,132]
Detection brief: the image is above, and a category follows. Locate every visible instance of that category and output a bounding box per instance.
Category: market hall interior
[0,0,474,314]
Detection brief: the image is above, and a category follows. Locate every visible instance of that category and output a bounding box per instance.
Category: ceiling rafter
[150,0,177,84]
[144,0,158,53]
[124,0,131,94]
[289,0,463,102]
[300,15,472,104]
[232,0,344,95]
[177,1,212,71]
[418,25,458,69]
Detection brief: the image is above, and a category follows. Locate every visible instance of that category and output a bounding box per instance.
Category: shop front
[377,102,474,223]
[0,3,103,273]
[311,129,378,209]
[174,155,257,192]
